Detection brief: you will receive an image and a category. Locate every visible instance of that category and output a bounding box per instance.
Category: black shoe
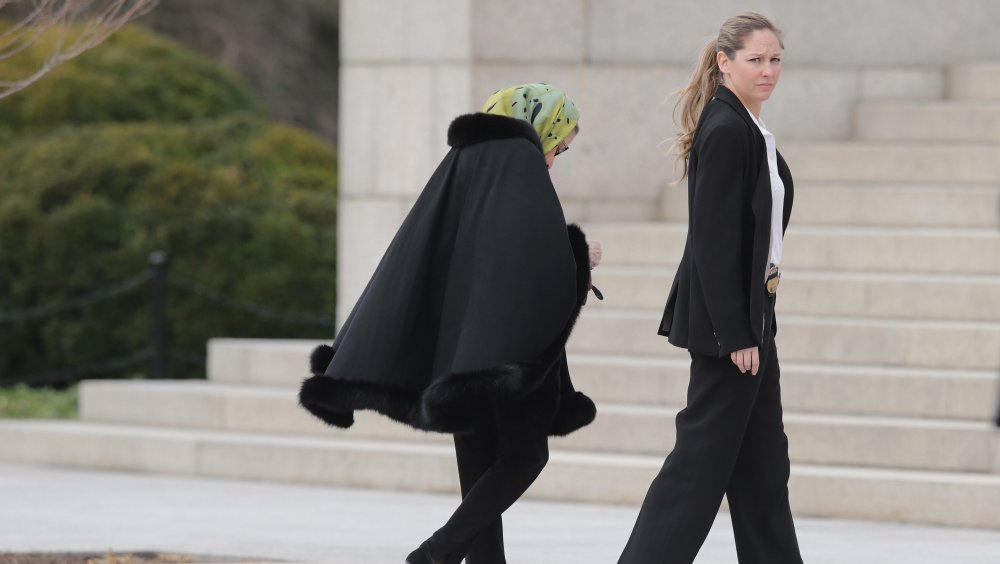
[406,541,444,564]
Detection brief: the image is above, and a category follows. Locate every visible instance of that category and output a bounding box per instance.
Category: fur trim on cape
[298,224,597,437]
[447,113,543,152]
[567,224,591,305]
[549,390,597,437]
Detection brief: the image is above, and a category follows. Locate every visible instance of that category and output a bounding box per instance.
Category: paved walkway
[2,463,1000,563]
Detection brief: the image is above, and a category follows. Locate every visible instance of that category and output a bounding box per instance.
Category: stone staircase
[3,63,1000,529]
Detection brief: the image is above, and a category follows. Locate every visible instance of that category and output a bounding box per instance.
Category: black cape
[299,113,596,436]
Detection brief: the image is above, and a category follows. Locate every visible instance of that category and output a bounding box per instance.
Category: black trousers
[426,396,550,564]
[618,346,802,564]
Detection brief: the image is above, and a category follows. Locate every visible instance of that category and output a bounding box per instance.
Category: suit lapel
[777,150,794,233]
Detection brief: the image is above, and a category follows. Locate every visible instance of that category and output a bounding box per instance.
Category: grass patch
[0,384,78,419]
[0,552,259,563]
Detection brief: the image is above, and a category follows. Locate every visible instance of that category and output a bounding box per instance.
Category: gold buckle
[766,264,780,296]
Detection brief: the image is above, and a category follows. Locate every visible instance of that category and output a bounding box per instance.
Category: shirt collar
[743,105,767,130]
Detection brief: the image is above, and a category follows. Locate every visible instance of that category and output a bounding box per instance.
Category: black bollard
[149,251,169,379]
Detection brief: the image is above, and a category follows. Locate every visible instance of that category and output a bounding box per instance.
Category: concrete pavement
[2,463,999,563]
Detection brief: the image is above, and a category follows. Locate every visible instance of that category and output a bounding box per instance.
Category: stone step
[1,420,999,529]
[208,338,325,387]
[78,380,998,473]
[780,142,1000,183]
[948,63,1000,101]
[205,340,998,421]
[661,182,1000,229]
[585,223,1000,275]
[586,409,997,473]
[592,266,1000,322]
[855,101,1000,142]
[792,183,1000,228]
[569,354,996,421]
[570,310,1000,371]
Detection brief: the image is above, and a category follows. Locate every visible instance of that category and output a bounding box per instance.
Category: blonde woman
[619,13,803,564]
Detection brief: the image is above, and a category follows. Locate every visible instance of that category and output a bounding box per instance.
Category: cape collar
[447,113,543,152]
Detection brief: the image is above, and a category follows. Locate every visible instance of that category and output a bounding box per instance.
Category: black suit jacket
[659,85,794,362]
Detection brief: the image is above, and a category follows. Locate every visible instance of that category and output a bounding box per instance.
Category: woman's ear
[544,148,556,169]
[716,50,730,74]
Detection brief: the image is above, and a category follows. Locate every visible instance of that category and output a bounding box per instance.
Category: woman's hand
[730,346,759,376]
[587,240,603,269]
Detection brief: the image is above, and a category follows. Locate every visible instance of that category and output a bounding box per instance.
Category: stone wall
[337,0,1000,322]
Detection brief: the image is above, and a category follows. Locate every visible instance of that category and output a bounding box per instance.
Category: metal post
[149,251,168,379]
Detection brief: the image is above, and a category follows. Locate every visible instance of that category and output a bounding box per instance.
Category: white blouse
[744,107,785,272]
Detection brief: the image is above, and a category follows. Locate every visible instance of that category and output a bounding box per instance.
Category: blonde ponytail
[672,39,723,179]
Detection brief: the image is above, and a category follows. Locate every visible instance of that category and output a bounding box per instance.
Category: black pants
[425,396,550,564]
[618,347,802,564]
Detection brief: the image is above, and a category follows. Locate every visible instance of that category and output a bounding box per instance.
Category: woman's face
[717,29,782,115]
[544,128,578,169]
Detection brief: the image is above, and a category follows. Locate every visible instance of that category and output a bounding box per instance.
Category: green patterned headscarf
[482,83,580,155]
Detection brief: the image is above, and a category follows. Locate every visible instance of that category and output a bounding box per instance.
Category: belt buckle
[766,264,780,297]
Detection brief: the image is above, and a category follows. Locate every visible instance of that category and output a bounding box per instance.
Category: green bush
[0,25,257,131]
[0,26,337,383]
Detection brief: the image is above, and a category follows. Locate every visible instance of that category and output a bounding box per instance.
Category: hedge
[0,26,337,383]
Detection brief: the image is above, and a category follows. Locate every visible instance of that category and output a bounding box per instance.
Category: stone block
[208,338,323,386]
[782,142,1000,183]
[792,183,1000,228]
[790,465,1000,529]
[780,364,996,421]
[659,177,687,223]
[568,309,1000,370]
[780,226,1000,275]
[370,66,440,196]
[562,197,661,223]
[777,1,1000,66]
[583,223,686,267]
[777,316,1000,372]
[780,270,1000,322]
[0,421,198,474]
[856,101,1000,142]
[587,222,1000,274]
[994,433,1000,474]
[571,353,996,421]
[948,63,1000,100]
[337,197,415,323]
[785,415,992,472]
[591,265,1000,322]
[222,386,333,436]
[587,0,765,64]
[860,67,944,99]
[341,0,472,62]
[406,0,472,62]
[80,381,225,429]
[569,355,691,407]
[764,69,859,140]
[431,65,475,142]
[341,0,409,61]
[471,0,586,63]
[339,66,377,197]
[527,451,659,505]
[590,1,1000,67]
[340,64,472,197]
[197,435,461,495]
[4,420,1000,527]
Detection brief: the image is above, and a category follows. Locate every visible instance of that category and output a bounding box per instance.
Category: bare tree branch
[0,0,157,98]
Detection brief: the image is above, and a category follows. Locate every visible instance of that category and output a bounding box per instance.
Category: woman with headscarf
[299,83,601,564]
